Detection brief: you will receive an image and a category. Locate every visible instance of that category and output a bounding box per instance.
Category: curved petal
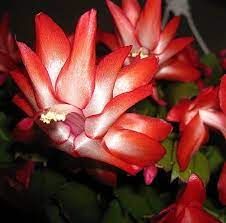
[113,113,172,141]
[156,60,200,82]
[104,128,165,166]
[122,0,141,26]
[136,0,161,50]
[56,9,96,108]
[17,42,58,109]
[35,13,70,88]
[218,162,226,205]
[13,94,34,116]
[74,132,141,175]
[113,56,158,96]
[85,84,152,138]
[106,0,140,50]
[158,37,193,64]
[219,74,226,114]
[10,69,39,110]
[97,30,120,50]
[143,164,158,185]
[154,16,181,54]
[84,46,131,117]
[177,113,206,171]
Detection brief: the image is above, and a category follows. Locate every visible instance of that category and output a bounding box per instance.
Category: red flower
[218,162,226,205]
[0,13,20,84]
[167,86,226,171]
[153,174,220,223]
[98,0,200,82]
[11,11,172,175]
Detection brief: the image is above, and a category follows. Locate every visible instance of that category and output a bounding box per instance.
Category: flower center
[130,47,149,59]
[40,111,66,124]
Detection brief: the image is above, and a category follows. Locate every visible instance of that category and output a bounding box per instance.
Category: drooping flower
[98,0,200,82]
[0,13,20,85]
[152,174,221,223]
[11,10,172,176]
[218,162,226,206]
[167,86,226,171]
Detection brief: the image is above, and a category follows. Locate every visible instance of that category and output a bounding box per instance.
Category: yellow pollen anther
[130,47,149,59]
[40,111,66,124]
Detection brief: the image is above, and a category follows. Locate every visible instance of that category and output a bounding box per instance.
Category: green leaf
[0,112,7,127]
[171,151,210,184]
[165,82,198,106]
[0,128,11,142]
[0,142,13,167]
[44,203,66,223]
[101,200,132,223]
[55,182,101,223]
[114,185,164,221]
[133,99,157,116]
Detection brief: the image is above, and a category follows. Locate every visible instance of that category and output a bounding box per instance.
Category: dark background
[0,0,226,52]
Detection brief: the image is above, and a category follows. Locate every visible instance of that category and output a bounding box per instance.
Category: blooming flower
[0,13,20,85]
[153,174,220,223]
[98,0,200,82]
[11,10,172,176]
[167,86,226,170]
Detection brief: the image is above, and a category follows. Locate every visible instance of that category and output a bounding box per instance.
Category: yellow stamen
[129,47,149,59]
[40,111,66,124]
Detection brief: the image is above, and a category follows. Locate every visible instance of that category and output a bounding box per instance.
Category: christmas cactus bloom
[11,10,172,176]
[218,162,226,206]
[153,174,220,223]
[167,86,226,170]
[0,13,20,85]
[98,0,200,82]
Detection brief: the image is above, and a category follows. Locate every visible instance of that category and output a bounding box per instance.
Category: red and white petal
[219,75,226,114]
[113,56,158,96]
[35,13,70,88]
[104,128,165,166]
[158,37,193,65]
[122,0,141,26]
[177,113,207,171]
[218,162,226,206]
[85,84,152,138]
[113,113,172,141]
[56,10,96,108]
[17,42,58,109]
[84,46,131,117]
[154,16,181,54]
[106,0,140,50]
[156,60,200,82]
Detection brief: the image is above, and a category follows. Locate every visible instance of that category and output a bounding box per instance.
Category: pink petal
[122,0,141,26]
[158,37,193,64]
[56,10,96,108]
[143,164,158,185]
[136,0,161,50]
[17,42,58,109]
[219,74,226,114]
[35,13,70,88]
[113,113,172,141]
[106,0,140,50]
[154,16,181,54]
[177,113,206,171]
[218,162,226,205]
[85,84,152,138]
[113,56,158,96]
[74,132,141,175]
[104,127,165,166]
[156,60,200,82]
[83,46,131,117]
[97,30,120,50]
[16,118,34,131]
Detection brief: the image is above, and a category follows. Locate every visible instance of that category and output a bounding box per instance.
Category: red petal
[177,113,206,171]
[0,13,10,50]
[177,174,206,208]
[219,75,226,114]
[10,69,39,110]
[13,94,34,116]
[113,113,172,141]
[218,162,226,205]
[84,46,131,117]
[104,128,165,166]
[136,0,161,50]
[17,42,57,109]
[97,30,120,50]
[156,60,200,82]
[122,0,141,26]
[35,13,70,88]
[74,132,141,175]
[167,99,191,122]
[158,37,193,64]
[199,109,226,138]
[85,84,152,138]
[154,16,181,54]
[143,164,158,185]
[56,10,96,108]
[113,56,158,96]
[106,0,140,50]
